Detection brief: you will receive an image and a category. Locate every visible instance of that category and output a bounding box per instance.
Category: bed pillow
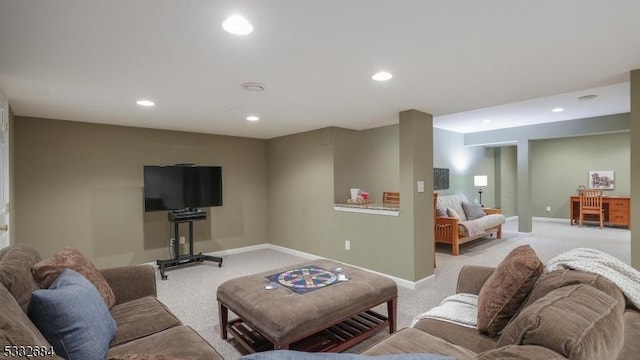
[462,201,486,220]
[446,208,460,219]
[477,245,544,337]
[28,268,118,360]
[32,248,116,308]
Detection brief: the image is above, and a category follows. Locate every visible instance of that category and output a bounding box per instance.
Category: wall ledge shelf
[333,204,400,216]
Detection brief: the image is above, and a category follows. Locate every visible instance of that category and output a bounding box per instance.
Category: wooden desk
[569,195,631,229]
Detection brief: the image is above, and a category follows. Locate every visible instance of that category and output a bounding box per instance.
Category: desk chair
[579,189,604,229]
[383,192,400,207]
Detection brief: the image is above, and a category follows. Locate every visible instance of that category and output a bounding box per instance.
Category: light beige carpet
[156,217,630,359]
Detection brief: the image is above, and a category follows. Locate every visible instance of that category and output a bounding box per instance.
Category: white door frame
[0,90,10,249]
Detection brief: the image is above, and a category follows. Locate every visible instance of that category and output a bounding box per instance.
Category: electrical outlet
[345,240,351,251]
[170,238,175,247]
[546,206,551,212]
[179,236,186,245]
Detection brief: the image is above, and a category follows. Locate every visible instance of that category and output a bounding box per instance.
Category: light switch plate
[417,181,425,193]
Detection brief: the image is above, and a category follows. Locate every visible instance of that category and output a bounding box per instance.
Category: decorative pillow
[461,201,486,220]
[497,285,624,360]
[32,248,116,308]
[28,268,118,360]
[107,355,185,360]
[239,350,455,359]
[477,245,544,337]
[515,268,625,318]
[436,205,447,217]
[446,208,460,219]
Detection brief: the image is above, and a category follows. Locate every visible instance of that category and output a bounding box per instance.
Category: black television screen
[144,165,223,212]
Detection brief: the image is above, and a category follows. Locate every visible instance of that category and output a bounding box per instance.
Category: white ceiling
[1,1,639,139]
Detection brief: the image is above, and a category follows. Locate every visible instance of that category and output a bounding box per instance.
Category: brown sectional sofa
[0,244,223,360]
[363,263,640,359]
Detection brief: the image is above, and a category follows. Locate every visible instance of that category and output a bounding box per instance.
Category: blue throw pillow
[28,268,118,360]
[239,350,455,360]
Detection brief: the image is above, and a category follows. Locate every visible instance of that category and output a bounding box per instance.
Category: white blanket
[411,293,478,329]
[545,247,640,308]
[459,220,485,237]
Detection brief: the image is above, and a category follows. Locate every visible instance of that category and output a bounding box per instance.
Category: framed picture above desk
[569,195,631,229]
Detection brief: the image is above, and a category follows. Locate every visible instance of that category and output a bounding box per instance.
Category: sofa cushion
[617,309,640,360]
[438,195,468,221]
[106,325,223,360]
[0,284,53,351]
[446,208,460,219]
[477,245,543,337]
[32,247,116,309]
[436,205,447,217]
[110,296,181,346]
[412,318,497,354]
[516,268,626,318]
[361,327,476,360]
[107,355,185,360]
[28,269,118,360]
[497,284,624,360]
[470,214,504,231]
[476,345,566,359]
[462,201,485,220]
[240,350,456,359]
[0,244,42,312]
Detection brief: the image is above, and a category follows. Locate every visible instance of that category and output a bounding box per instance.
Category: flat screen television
[143,165,223,212]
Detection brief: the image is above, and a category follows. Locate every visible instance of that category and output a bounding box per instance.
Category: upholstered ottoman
[217,259,398,353]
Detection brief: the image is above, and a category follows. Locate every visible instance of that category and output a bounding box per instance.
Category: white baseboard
[203,243,435,290]
[206,243,271,257]
[532,216,571,224]
[264,244,324,261]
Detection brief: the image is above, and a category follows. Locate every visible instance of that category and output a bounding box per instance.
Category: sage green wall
[333,125,399,204]
[530,132,630,218]
[268,125,430,281]
[497,146,517,217]
[433,128,497,207]
[631,69,640,269]
[8,107,16,244]
[267,128,335,253]
[14,117,268,268]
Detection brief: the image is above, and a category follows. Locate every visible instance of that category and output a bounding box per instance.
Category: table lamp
[474,175,488,207]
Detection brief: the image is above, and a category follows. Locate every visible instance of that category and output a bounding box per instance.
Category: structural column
[399,109,434,279]
[631,70,640,269]
[517,139,532,233]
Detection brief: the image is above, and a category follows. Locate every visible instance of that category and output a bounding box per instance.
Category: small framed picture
[588,170,614,190]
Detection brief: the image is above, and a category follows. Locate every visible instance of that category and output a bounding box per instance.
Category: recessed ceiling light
[578,94,598,101]
[482,119,491,123]
[246,115,259,122]
[136,99,155,107]
[241,82,266,91]
[552,107,565,113]
[223,15,253,35]
[372,71,393,81]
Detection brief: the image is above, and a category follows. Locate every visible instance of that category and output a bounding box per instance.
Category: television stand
[157,211,222,280]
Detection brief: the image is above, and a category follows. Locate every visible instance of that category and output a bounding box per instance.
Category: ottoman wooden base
[226,308,391,353]
[217,259,398,353]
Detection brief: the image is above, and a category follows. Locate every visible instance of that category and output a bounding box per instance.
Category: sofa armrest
[100,265,157,305]
[456,265,495,295]
[483,208,502,215]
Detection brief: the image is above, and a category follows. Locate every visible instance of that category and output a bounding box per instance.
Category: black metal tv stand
[156,209,223,280]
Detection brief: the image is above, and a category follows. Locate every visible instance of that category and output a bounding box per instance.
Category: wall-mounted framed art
[434,168,449,190]
[588,170,614,190]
